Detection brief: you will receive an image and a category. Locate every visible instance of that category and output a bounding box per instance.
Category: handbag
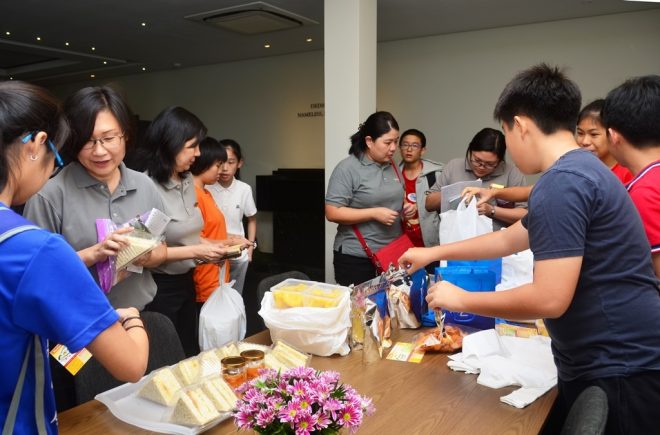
[353,227,413,274]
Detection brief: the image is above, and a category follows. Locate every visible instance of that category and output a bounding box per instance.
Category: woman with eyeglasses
[0,81,148,434]
[23,86,167,410]
[139,106,229,357]
[24,86,168,311]
[425,127,528,231]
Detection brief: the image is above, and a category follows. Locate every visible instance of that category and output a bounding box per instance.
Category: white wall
[50,9,660,261]
[378,9,660,165]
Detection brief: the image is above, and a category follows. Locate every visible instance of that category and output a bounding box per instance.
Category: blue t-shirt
[0,205,118,434]
[521,149,660,382]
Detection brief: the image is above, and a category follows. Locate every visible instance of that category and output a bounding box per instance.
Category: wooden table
[58,329,556,434]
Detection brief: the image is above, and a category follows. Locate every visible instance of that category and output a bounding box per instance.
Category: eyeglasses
[82,134,124,150]
[469,154,499,169]
[21,132,65,177]
[400,142,422,150]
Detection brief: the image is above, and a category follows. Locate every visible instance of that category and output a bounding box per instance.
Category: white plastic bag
[439,196,493,244]
[199,284,246,351]
[258,290,351,356]
[496,249,534,291]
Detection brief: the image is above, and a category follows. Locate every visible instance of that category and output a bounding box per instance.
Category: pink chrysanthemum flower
[234,367,373,434]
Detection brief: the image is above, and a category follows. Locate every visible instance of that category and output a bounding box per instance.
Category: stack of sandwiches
[136,340,310,427]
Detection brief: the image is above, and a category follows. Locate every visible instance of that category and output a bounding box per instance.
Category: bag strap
[0,206,40,242]
[2,336,46,435]
[390,159,403,184]
[425,171,436,190]
[0,206,47,435]
[351,225,384,273]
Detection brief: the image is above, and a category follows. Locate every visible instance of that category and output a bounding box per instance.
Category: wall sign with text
[298,103,324,118]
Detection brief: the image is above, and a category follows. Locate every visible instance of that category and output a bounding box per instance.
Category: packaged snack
[96,208,170,293]
[351,274,391,359]
[414,325,466,353]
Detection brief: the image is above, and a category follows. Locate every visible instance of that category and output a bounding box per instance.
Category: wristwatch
[490,206,496,217]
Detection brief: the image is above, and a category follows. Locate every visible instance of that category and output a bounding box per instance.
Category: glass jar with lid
[240,349,265,380]
[221,356,247,389]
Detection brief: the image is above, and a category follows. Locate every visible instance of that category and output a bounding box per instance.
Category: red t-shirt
[402,167,425,247]
[627,160,660,253]
[611,163,633,185]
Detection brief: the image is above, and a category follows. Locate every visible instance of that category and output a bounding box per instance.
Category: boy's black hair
[400,128,426,148]
[602,75,660,149]
[190,136,227,176]
[494,63,581,135]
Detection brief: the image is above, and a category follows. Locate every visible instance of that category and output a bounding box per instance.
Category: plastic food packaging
[271,279,345,308]
[414,325,466,353]
[96,208,170,294]
[259,282,351,356]
[351,273,391,359]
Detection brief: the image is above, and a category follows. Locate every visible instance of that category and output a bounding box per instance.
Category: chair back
[74,311,185,404]
[560,385,608,435]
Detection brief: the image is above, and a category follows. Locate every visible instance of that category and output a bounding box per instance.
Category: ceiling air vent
[186,2,318,35]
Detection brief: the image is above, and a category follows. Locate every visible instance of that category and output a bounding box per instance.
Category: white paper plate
[95,376,231,434]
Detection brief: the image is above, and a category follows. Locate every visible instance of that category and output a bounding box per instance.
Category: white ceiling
[1,0,658,86]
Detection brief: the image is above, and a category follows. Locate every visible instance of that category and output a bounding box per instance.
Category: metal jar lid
[240,349,265,361]
[221,356,246,368]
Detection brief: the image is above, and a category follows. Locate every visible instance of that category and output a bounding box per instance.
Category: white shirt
[207,179,257,237]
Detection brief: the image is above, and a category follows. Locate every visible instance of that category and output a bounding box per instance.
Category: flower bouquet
[234,366,375,434]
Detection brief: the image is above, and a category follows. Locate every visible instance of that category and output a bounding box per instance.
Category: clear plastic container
[271,279,347,308]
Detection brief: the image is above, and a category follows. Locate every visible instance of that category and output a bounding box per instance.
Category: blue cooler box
[431,265,497,330]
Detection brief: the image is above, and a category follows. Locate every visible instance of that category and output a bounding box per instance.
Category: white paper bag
[439,197,493,244]
[258,290,351,356]
[199,284,246,351]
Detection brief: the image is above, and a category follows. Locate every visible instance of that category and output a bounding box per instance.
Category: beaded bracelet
[121,316,142,327]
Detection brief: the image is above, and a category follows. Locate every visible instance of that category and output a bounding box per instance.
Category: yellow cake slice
[173,357,201,386]
[170,387,220,426]
[201,376,239,412]
[115,236,157,269]
[137,368,182,406]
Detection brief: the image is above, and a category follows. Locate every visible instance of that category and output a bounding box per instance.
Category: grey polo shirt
[23,162,165,310]
[429,157,528,231]
[150,172,203,275]
[325,154,404,258]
